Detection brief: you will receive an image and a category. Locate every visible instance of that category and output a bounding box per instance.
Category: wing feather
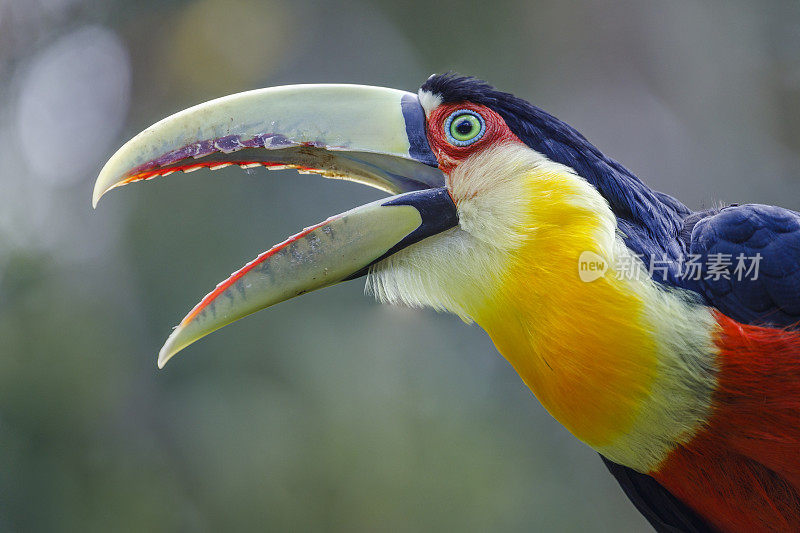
[681,204,800,328]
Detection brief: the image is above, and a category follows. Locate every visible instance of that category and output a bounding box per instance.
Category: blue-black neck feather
[420,74,690,262]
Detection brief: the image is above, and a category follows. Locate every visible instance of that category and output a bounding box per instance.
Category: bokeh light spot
[16,25,131,186]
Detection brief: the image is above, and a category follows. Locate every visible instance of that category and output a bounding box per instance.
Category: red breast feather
[654,312,800,532]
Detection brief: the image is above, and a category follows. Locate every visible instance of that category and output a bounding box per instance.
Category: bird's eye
[444,110,485,146]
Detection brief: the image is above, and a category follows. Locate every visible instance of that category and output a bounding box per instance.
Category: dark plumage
[686,204,800,328]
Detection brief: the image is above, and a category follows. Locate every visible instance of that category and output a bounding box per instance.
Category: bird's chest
[473,230,720,473]
[477,246,661,451]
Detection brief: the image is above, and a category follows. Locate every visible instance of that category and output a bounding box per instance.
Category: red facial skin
[424,103,524,174]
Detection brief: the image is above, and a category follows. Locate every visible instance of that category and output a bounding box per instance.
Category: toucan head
[93,74,679,369]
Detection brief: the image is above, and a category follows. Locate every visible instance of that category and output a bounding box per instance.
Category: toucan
[93,74,800,532]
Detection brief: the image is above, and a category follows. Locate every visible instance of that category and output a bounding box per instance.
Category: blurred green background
[1,0,799,531]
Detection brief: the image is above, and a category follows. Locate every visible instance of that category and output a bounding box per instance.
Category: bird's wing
[682,204,800,328]
[601,456,716,533]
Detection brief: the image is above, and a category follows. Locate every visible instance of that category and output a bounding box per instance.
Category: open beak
[93,84,457,368]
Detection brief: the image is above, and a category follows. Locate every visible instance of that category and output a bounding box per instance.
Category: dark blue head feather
[420,73,690,261]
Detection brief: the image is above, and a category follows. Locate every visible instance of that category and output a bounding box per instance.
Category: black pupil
[455,118,474,136]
